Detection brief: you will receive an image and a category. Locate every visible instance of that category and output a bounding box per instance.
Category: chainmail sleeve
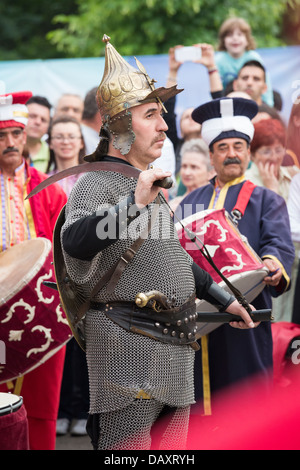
[61,169,197,413]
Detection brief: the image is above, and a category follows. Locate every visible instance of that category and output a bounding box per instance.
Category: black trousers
[58,338,89,421]
[292,264,300,325]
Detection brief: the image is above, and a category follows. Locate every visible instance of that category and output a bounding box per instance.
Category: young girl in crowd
[215,17,274,107]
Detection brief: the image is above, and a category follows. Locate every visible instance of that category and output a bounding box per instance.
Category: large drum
[176,209,269,336]
[0,238,72,384]
[0,392,23,416]
[0,392,29,450]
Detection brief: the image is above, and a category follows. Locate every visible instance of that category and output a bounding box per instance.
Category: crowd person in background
[287,173,300,324]
[54,93,84,122]
[164,43,222,196]
[285,95,300,167]
[246,119,299,202]
[232,60,270,107]
[252,102,285,126]
[46,115,85,194]
[245,118,299,322]
[81,87,102,156]
[177,97,294,412]
[25,95,51,172]
[273,90,283,112]
[215,17,274,107]
[212,69,284,125]
[0,91,67,449]
[170,104,203,177]
[169,138,214,211]
[46,115,89,437]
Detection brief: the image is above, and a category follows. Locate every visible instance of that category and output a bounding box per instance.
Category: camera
[174,46,202,63]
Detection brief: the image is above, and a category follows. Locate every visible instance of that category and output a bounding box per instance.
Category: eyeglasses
[257,146,285,158]
[51,135,82,142]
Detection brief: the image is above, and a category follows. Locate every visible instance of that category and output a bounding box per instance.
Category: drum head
[197,268,269,313]
[0,392,23,416]
[196,268,269,338]
[0,239,51,305]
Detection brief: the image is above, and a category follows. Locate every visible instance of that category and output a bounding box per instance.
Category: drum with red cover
[176,209,269,336]
[0,238,72,384]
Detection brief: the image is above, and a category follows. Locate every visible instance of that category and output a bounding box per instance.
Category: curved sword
[26,160,172,199]
[26,161,142,199]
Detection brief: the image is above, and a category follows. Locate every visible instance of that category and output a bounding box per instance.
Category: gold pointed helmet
[85,35,183,158]
[97,34,181,120]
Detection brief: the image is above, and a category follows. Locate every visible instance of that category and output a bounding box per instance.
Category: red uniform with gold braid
[0,91,68,450]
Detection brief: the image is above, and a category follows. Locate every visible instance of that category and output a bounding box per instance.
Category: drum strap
[231,180,256,223]
[201,335,212,416]
[6,376,24,396]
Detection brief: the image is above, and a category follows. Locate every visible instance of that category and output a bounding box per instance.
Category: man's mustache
[152,132,166,145]
[3,147,20,155]
[223,157,241,165]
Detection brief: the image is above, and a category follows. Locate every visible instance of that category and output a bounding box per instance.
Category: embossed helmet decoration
[84,35,183,160]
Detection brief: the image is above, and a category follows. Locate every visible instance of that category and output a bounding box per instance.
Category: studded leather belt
[90,297,199,350]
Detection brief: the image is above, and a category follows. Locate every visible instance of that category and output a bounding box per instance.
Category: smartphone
[175,46,202,63]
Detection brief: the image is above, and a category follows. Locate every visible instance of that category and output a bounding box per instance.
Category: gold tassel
[201,335,212,415]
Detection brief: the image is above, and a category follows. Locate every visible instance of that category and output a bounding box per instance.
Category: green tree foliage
[47,0,300,58]
[0,0,77,60]
[1,0,300,61]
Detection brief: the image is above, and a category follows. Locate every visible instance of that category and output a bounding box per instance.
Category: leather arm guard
[202,282,236,312]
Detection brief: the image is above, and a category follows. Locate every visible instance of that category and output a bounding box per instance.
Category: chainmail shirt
[61,167,196,413]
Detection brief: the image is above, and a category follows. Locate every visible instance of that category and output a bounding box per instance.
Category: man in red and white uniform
[0,91,67,450]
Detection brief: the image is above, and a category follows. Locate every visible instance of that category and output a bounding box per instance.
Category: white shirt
[81,124,99,155]
[287,172,300,249]
[151,136,176,182]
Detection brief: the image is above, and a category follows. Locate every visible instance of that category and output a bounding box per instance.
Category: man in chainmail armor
[60,35,257,450]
